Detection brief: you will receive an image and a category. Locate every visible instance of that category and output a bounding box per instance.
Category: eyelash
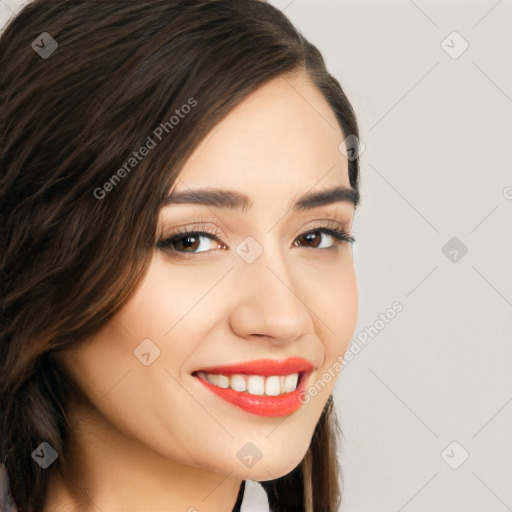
[156,220,355,260]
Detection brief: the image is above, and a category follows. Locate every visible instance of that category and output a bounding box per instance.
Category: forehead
[177,74,348,188]
[173,71,350,195]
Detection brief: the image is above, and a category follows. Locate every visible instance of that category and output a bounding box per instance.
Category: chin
[245,437,312,481]
[240,454,305,482]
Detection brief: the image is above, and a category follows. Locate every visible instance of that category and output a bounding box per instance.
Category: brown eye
[174,234,202,252]
[294,229,350,250]
[157,232,224,255]
[296,231,325,248]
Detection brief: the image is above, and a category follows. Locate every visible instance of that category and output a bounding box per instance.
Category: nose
[228,243,314,346]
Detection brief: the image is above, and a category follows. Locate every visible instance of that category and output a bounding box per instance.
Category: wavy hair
[0,1,360,510]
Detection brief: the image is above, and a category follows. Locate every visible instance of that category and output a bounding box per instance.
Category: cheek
[310,251,358,354]
[332,265,358,352]
[62,324,135,403]
[59,320,211,467]
[118,250,233,339]
[303,253,358,400]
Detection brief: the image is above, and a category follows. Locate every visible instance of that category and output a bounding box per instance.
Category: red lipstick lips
[193,357,314,417]
[198,357,314,376]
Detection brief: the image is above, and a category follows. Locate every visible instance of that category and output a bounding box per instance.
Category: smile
[196,372,299,395]
[192,357,315,417]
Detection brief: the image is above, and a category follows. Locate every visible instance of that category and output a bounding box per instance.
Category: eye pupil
[301,232,320,248]
[180,235,199,250]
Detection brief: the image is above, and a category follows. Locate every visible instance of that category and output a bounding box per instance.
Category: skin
[45,69,358,512]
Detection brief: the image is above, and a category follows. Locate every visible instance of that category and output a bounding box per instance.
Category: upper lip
[194,357,315,376]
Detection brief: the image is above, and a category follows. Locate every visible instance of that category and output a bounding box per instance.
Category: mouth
[191,357,315,418]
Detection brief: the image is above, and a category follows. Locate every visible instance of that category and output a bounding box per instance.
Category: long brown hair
[0,1,360,510]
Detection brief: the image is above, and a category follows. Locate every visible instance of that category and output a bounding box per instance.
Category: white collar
[240,480,270,512]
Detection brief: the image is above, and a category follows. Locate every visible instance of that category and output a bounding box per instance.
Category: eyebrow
[164,185,359,211]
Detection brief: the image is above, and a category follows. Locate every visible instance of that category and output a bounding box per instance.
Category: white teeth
[197,372,300,395]
[205,373,217,385]
[265,376,280,396]
[216,374,230,389]
[283,374,299,393]
[230,374,247,392]
[247,375,265,395]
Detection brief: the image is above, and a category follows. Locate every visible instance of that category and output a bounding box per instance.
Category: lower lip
[194,372,311,417]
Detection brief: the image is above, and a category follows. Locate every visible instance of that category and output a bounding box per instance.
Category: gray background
[2,1,511,510]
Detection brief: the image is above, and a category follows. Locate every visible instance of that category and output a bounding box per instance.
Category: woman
[0,1,361,510]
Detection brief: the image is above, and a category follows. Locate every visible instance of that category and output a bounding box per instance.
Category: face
[60,70,358,481]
